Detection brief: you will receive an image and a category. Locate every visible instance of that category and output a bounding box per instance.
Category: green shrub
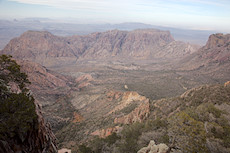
[0,54,38,142]
[120,103,138,115]
[79,144,93,153]
[222,126,230,147]
[143,119,168,132]
[206,104,223,118]
[105,133,121,145]
[168,111,208,153]
[89,137,105,153]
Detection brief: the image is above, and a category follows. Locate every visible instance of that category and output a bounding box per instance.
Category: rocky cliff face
[202,33,230,63]
[0,102,57,153]
[32,101,58,153]
[178,33,230,70]
[1,31,77,67]
[205,33,230,50]
[114,99,150,124]
[77,29,174,59]
[108,91,148,114]
[0,55,57,153]
[1,29,198,67]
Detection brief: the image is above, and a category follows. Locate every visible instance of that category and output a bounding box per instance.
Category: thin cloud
[9,0,230,12]
[173,0,230,8]
[9,0,133,11]
[5,0,230,31]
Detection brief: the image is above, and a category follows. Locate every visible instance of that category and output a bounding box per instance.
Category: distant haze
[0,20,215,50]
[0,0,230,32]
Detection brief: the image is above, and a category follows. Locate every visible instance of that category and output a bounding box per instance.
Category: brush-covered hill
[77,83,230,153]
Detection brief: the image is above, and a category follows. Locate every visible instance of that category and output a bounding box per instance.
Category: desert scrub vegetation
[0,54,38,142]
[68,83,230,153]
[78,119,168,153]
[117,102,138,115]
[168,111,208,152]
[182,85,230,106]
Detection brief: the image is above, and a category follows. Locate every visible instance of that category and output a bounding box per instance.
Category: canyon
[1,29,230,152]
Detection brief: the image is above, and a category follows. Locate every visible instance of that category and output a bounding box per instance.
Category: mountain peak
[201,33,230,62]
[205,33,230,49]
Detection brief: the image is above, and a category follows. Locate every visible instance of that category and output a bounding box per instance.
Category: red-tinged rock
[72,112,84,123]
[91,126,122,138]
[114,99,150,124]
[224,81,230,87]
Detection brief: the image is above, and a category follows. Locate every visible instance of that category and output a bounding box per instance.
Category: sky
[0,0,230,32]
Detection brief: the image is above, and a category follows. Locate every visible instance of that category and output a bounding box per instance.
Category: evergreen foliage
[0,54,37,142]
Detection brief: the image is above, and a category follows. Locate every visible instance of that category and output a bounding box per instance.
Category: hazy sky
[1,0,230,32]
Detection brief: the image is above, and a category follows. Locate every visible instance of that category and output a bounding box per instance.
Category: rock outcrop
[58,148,71,153]
[137,140,169,153]
[205,33,230,50]
[0,101,57,153]
[72,112,84,123]
[34,102,57,152]
[224,81,230,87]
[109,91,148,114]
[106,90,123,101]
[91,126,123,138]
[201,33,230,63]
[105,91,151,124]
[114,99,150,124]
[75,74,94,89]
[178,33,230,70]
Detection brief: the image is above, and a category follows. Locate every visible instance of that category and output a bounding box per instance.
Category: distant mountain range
[1,29,199,67]
[0,19,216,49]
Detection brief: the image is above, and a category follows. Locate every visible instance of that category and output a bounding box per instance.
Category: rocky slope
[203,33,230,62]
[1,31,77,67]
[0,55,57,153]
[173,33,230,88]
[138,140,169,153]
[2,30,230,153]
[179,33,230,70]
[54,88,153,150]
[17,59,72,91]
[151,83,230,153]
[80,83,230,153]
[1,29,198,67]
[0,101,57,153]
[15,59,79,138]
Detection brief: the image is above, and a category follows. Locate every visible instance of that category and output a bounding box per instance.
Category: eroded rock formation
[109,91,148,114]
[114,99,150,124]
[137,140,169,153]
[72,112,84,123]
[91,126,123,138]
